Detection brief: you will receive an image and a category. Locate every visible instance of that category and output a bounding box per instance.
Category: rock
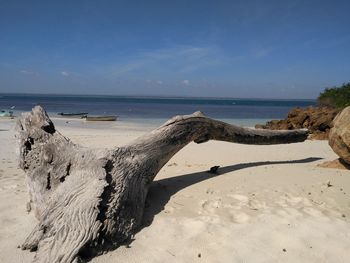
[318,159,350,170]
[255,106,339,140]
[254,124,265,129]
[328,107,350,164]
[209,166,220,174]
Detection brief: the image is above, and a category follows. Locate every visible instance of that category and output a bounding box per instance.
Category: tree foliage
[318,83,350,108]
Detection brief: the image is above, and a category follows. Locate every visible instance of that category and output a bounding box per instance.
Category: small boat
[85,115,117,121]
[0,110,14,117]
[57,112,88,118]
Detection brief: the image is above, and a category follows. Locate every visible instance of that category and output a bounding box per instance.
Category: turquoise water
[0,94,316,127]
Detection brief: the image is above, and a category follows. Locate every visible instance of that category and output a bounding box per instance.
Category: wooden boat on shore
[57,112,88,118]
[0,110,14,118]
[85,115,117,121]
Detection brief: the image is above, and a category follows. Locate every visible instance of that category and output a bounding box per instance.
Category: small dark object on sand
[209,166,220,174]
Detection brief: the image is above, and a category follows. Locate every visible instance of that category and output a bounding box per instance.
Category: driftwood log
[16,106,308,263]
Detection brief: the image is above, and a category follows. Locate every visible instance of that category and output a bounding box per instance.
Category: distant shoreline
[0,94,316,127]
[0,92,317,102]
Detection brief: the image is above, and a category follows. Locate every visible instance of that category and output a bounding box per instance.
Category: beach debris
[209,165,220,174]
[167,250,176,257]
[326,181,333,187]
[16,106,309,263]
[206,188,215,194]
[26,202,31,213]
[282,248,287,252]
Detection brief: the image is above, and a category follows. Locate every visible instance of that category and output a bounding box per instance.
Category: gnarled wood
[16,106,308,263]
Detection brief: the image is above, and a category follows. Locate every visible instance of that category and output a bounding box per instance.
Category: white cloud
[20,70,34,75]
[182,80,190,85]
[20,70,39,76]
[157,80,163,85]
[61,71,69,76]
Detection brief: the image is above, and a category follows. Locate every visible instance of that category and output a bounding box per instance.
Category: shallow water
[0,94,316,127]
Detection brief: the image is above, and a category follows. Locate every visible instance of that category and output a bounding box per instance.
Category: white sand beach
[1,117,349,263]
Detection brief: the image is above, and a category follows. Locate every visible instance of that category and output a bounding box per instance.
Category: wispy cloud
[19,69,40,77]
[299,35,350,51]
[182,79,190,85]
[252,47,273,58]
[108,45,226,77]
[20,69,36,75]
[61,71,69,76]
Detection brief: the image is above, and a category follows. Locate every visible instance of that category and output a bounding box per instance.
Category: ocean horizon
[0,93,316,127]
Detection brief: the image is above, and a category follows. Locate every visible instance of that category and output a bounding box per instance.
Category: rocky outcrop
[318,159,350,170]
[255,106,339,140]
[328,107,350,164]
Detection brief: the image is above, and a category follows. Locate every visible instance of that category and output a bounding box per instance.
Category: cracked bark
[17,106,308,263]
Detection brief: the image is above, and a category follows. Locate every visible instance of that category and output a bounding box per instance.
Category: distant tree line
[318,82,350,108]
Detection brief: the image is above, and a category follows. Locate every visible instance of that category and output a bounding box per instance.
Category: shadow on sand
[141,157,323,228]
[84,157,323,260]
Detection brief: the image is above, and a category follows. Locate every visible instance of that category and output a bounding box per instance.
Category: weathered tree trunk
[16,106,308,263]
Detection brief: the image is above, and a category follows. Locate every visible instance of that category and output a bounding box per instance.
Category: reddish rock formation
[318,159,350,170]
[255,106,339,140]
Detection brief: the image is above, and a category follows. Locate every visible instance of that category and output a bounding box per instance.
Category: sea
[0,94,316,127]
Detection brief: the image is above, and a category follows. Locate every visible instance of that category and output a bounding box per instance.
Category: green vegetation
[318,83,350,108]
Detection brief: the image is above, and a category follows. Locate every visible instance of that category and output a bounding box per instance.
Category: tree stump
[16,106,308,263]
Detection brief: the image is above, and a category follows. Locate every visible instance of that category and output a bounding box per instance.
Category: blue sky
[0,0,349,99]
